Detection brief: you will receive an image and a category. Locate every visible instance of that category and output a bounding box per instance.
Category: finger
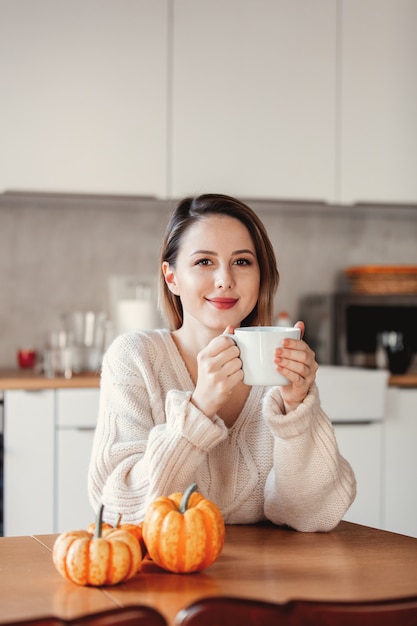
[274,352,317,381]
[207,333,237,356]
[275,346,309,366]
[294,320,305,339]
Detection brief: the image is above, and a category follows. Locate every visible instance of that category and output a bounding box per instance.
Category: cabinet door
[340,0,417,204]
[171,0,337,201]
[4,390,55,536]
[56,389,99,532]
[384,388,417,538]
[333,422,383,528]
[56,388,99,428]
[0,0,168,197]
[56,428,96,532]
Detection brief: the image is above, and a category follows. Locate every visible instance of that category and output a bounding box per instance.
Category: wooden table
[1,522,417,625]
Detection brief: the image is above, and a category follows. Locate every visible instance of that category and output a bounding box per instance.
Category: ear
[162,261,180,295]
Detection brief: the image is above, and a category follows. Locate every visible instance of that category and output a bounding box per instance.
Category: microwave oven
[298,293,417,368]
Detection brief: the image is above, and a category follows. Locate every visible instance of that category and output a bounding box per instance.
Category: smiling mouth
[207,298,238,310]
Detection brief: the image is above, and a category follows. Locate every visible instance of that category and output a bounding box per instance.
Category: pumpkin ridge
[176,513,187,572]
[198,510,215,571]
[183,508,205,572]
[86,539,92,585]
[118,535,137,578]
[153,509,168,569]
[105,540,113,585]
[63,536,77,581]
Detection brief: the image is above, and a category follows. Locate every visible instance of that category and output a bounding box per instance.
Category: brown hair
[159,194,279,329]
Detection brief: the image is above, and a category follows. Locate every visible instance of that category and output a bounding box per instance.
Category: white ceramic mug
[224,326,301,386]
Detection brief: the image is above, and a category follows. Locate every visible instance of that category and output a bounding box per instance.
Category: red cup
[17,348,37,369]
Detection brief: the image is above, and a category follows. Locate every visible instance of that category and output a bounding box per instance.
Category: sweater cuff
[263,383,322,439]
[165,389,228,450]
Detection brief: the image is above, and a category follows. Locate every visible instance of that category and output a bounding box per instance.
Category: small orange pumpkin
[87,515,145,560]
[112,521,146,558]
[142,483,225,573]
[52,505,142,586]
[87,514,147,558]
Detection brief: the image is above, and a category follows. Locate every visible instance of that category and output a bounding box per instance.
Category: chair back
[175,595,417,626]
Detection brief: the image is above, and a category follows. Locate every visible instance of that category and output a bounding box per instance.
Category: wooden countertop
[0,368,416,390]
[388,373,417,387]
[1,522,417,625]
[0,368,100,390]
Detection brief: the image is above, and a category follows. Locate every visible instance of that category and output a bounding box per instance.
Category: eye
[234,257,252,266]
[195,258,212,266]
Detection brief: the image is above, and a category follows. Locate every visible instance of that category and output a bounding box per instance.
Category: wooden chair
[175,595,417,626]
[5,605,168,626]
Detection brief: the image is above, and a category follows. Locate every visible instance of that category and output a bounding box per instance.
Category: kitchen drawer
[56,388,99,428]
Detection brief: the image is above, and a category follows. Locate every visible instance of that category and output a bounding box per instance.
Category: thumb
[294,320,305,339]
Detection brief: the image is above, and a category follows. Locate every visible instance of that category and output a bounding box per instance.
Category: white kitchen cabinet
[171,0,337,202]
[56,389,99,532]
[384,388,417,538]
[340,0,417,205]
[333,422,383,529]
[4,390,55,536]
[3,387,99,536]
[0,0,168,197]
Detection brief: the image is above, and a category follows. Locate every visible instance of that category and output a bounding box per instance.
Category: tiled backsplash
[1,193,416,368]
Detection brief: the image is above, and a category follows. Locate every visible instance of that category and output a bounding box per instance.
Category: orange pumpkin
[52,505,142,586]
[111,522,146,558]
[142,483,225,573]
[88,514,145,561]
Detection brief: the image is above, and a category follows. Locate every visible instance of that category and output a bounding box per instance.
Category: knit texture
[88,329,356,531]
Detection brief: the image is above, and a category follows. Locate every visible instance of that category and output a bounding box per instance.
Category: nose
[215,265,234,289]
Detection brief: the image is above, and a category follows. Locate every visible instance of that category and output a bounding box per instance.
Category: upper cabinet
[0,0,169,197]
[340,0,417,205]
[170,0,337,202]
[1,1,416,205]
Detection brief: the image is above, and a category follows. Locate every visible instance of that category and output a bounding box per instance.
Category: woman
[88,194,356,532]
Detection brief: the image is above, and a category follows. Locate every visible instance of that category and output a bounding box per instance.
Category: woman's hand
[273,321,318,413]
[191,325,243,418]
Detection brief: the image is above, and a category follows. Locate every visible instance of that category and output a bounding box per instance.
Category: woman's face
[163,214,260,332]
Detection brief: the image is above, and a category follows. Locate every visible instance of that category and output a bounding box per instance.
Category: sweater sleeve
[88,333,227,525]
[262,383,357,532]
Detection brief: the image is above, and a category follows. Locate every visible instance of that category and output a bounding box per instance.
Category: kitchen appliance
[108,275,159,336]
[299,293,417,369]
[59,312,108,373]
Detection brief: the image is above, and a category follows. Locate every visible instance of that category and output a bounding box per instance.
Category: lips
[207,298,238,310]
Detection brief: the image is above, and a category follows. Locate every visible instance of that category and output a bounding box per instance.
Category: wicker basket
[345,265,417,295]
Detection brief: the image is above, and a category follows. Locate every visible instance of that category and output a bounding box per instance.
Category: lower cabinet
[4,388,99,536]
[335,389,417,538]
[4,390,55,535]
[384,388,417,538]
[56,389,99,533]
[333,422,383,529]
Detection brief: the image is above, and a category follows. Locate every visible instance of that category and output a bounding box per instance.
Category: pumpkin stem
[94,504,105,539]
[115,513,122,527]
[179,483,198,514]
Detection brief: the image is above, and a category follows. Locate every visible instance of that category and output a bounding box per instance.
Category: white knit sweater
[88,329,356,532]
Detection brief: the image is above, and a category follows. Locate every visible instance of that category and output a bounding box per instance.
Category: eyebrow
[190,248,256,257]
